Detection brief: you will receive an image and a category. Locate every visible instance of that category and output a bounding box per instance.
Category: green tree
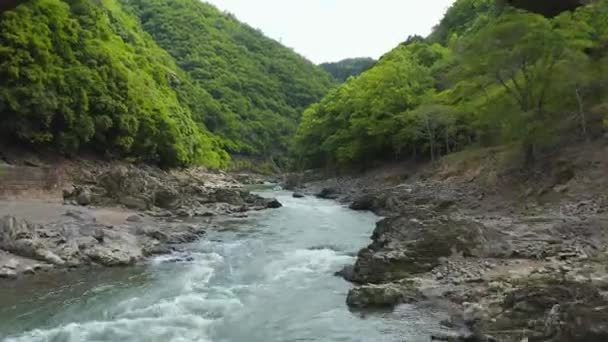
[455,10,592,162]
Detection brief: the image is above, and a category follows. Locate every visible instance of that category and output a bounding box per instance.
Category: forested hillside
[0,0,333,167]
[0,0,230,167]
[294,0,608,168]
[121,0,335,157]
[320,58,376,82]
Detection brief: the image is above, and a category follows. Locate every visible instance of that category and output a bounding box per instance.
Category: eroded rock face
[0,216,43,260]
[212,189,245,205]
[346,282,423,309]
[349,194,377,211]
[349,216,490,284]
[154,189,180,209]
[0,213,212,278]
[316,187,340,200]
[483,280,608,342]
[63,164,282,217]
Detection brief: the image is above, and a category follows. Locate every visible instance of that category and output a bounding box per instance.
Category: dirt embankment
[292,141,608,342]
[0,153,280,281]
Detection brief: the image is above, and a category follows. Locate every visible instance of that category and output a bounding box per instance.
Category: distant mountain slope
[320,58,376,82]
[121,0,336,156]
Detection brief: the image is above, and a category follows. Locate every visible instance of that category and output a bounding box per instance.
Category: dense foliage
[0,0,228,167]
[121,0,335,157]
[0,0,333,167]
[294,0,608,168]
[320,58,376,82]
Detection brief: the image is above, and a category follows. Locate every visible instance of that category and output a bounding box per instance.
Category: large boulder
[211,189,245,205]
[346,282,423,309]
[265,198,283,209]
[84,245,139,266]
[154,188,180,209]
[316,187,340,200]
[120,196,150,211]
[97,167,161,202]
[349,216,491,284]
[0,216,42,259]
[481,280,608,342]
[349,194,377,211]
[76,188,92,206]
[283,174,299,190]
[0,267,17,279]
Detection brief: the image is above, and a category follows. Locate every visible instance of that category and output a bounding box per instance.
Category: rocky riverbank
[292,144,608,341]
[0,160,281,280]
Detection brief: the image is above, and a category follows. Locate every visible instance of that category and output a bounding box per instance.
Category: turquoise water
[0,191,445,342]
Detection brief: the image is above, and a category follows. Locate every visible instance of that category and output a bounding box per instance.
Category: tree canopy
[0,0,334,167]
[294,0,608,169]
[121,0,335,158]
[0,0,230,167]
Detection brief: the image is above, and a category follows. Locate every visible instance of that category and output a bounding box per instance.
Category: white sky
[204,0,456,64]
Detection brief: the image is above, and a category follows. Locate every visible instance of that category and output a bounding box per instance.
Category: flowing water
[0,190,446,342]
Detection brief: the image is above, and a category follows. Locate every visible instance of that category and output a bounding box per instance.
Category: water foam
[6,251,236,342]
[266,248,353,282]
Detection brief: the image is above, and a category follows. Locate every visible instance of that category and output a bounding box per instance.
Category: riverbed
[0,190,445,341]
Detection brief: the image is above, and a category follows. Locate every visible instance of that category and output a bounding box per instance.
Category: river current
[0,190,444,342]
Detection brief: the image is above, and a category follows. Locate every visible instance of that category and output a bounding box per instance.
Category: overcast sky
[204,0,456,64]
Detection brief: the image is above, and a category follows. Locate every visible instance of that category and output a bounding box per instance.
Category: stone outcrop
[62,164,282,218]
[346,281,423,309]
[316,187,340,200]
[0,213,211,278]
[297,150,608,341]
[349,215,491,284]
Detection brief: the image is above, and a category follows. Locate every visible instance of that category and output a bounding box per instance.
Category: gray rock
[144,245,174,256]
[64,210,96,222]
[212,189,245,205]
[85,245,139,266]
[3,258,19,270]
[0,216,40,258]
[0,267,17,279]
[292,192,305,198]
[37,250,65,265]
[126,215,143,223]
[316,188,339,200]
[154,189,180,209]
[22,267,36,275]
[76,189,92,206]
[335,265,355,281]
[349,215,491,283]
[176,208,193,218]
[346,283,422,308]
[120,196,149,211]
[265,199,283,209]
[62,186,76,200]
[137,226,170,242]
[349,195,376,211]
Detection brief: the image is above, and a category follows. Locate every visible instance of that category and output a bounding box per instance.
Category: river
[0,190,445,342]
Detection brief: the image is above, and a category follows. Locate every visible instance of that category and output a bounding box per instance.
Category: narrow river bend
[1,190,444,342]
